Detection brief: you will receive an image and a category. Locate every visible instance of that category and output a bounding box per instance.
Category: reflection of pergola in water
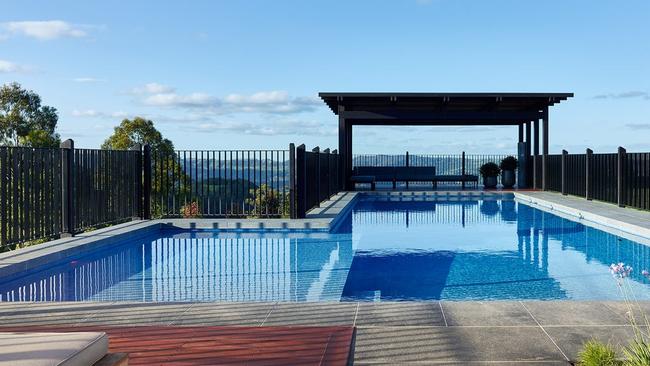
[319,92,573,189]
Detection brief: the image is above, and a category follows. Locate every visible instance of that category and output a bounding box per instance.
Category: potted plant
[479,162,500,189]
[499,156,518,189]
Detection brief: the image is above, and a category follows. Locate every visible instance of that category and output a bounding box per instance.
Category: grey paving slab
[354,326,566,363]
[601,301,650,326]
[262,302,357,326]
[355,301,446,327]
[441,301,536,326]
[522,301,627,326]
[0,302,112,326]
[170,302,274,326]
[80,302,192,326]
[544,326,642,362]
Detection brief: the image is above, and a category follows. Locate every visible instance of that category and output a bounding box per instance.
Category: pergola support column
[533,119,540,189]
[338,105,348,190]
[542,108,549,191]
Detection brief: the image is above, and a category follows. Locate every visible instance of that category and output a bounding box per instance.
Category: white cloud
[131,83,322,115]
[71,109,100,117]
[626,123,650,130]
[143,92,218,108]
[73,77,105,83]
[594,91,650,100]
[71,109,128,119]
[0,59,27,73]
[2,20,87,40]
[189,119,335,137]
[131,82,175,95]
[224,91,289,105]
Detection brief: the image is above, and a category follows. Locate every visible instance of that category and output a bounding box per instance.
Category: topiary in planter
[480,162,500,189]
[499,156,518,188]
[499,156,518,171]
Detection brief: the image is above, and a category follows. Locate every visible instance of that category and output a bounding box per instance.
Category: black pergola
[319,92,573,190]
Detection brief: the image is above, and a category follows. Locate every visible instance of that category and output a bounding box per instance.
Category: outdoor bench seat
[394,167,437,188]
[352,166,437,190]
[432,174,479,188]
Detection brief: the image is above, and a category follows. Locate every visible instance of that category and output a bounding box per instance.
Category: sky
[1,0,649,154]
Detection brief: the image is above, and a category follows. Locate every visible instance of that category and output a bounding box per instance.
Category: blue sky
[1,0,649,154]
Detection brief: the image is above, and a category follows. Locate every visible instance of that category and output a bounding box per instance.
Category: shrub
[622,338,650,366]
[180,201,201,218]
[245,184,288,217]
[500,156,518,171]
[479,162,500,178]
[578,340,619,366]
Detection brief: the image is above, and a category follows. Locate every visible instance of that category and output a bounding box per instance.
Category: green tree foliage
[101,117,174,155]
[102,117,186,218]
[0,82,60,147]
[245,184,289,217]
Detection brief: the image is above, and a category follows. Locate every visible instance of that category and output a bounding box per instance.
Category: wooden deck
[0,325,354,365]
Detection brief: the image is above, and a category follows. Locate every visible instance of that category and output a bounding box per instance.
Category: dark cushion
[432,175,478,182]
[394,167,436,181]
[354,167,395,181]
[351,175,375,183]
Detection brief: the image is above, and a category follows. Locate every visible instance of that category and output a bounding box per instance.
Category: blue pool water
[2,195,650,302]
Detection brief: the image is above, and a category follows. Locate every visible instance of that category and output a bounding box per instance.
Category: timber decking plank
[0,325,354,366]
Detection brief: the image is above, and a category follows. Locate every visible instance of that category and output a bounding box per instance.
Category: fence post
[461,151,466,189]
[312,147,320,207]
[332,149,339,192]
[130,143,143,219]
[0,147,5,247]
[561,150,568,195]
[289,143,296,219]
[296,144,306,218]
[143,144,152,219]
[60,139,75,236]
[585,148,593,200]
[405,151,409,189]
[618,146,626,207]
[323,148,331,198]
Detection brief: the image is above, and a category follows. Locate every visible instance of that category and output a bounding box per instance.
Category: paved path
[1,301,647,364]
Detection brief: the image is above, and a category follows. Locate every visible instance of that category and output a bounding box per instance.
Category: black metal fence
[3,140,649,251]
[150,149,290,218]
[294,144,341,218]
[545,147,650,211]
[0,142,143,251]
[73,148,142,232]
[0,147,62,249]
[353,152,511,186]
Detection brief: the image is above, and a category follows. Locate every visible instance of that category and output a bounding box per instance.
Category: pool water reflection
[2,196,650,302]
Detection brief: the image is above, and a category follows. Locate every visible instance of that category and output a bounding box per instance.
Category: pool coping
[514,191,650,241]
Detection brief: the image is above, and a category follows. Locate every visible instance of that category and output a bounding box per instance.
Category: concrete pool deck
[1,300,648,364]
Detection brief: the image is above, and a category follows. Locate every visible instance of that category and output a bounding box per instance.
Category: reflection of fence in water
[353,202,511,227]
[0,245,143,302]
[151,237,294,302]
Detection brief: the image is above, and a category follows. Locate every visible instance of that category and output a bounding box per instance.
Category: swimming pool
[2,194,650,302]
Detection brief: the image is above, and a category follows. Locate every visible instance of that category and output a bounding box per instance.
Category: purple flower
[610,263,632,278]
